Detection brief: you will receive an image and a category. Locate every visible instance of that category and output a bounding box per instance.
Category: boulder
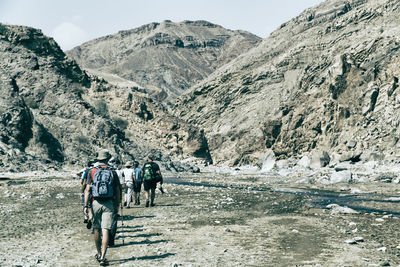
[310,151,330,169]
[297,155,311,169]
[360,151,385,162]
[334,161,353,172]
[330,170,352,184]
[259,150,276,172]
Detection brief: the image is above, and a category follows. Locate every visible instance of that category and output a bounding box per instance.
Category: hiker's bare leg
[145,190,150,200]
[88,207,93,221]
[135,191,140,203]
[101,228,109,259]
[94,228,101,257]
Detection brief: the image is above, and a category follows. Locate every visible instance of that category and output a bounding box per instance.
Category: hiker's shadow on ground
[117,228,144,233]
[120,215,155,221]
[116,233,162,239]
[110,253,176,264]
[120,225,143,229]
[156,203,183,207]
[112,238,168,248]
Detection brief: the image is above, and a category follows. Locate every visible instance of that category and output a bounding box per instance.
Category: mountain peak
[66,20,261,103]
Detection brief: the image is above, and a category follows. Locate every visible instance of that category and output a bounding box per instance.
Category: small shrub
[75,135,89,144]
[0,24,8,35]
[23,96,39,109]
[113,116,128,130]
[94,99,109,118]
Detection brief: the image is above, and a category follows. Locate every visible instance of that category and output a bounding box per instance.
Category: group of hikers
[78,149,163,266]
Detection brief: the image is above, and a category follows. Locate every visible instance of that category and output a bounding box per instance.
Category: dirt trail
[1,172,400,266]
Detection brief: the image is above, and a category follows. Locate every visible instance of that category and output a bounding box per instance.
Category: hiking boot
[95,254,101,263]
[150,203,155,207]
[83,218,88,223]
[99,258,109,266]
[145,200,150,207]
[123,201,127,207]
[126,205,131,209]
[86,220,92,229]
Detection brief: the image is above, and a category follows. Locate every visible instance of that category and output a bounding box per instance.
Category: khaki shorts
[92,199,114,229]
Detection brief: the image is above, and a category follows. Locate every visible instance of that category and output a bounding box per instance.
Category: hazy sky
[0,0,324,51]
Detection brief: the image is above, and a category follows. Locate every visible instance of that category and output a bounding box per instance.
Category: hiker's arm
[114,173,121,207]
[80,178,86,194]
[83,184,90,215]
[156,166,163,184]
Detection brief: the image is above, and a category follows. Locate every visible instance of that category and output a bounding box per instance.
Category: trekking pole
[120,204,124,245]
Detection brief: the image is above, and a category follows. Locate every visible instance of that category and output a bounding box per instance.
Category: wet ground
[1,172,400,266]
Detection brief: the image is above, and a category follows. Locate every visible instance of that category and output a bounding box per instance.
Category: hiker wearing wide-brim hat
[83,149,121,266]
[122,161,135,208]
[97,149,112,161]
[125,161,133,167]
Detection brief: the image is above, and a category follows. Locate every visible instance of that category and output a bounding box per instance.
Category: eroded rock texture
[174,0,400,166]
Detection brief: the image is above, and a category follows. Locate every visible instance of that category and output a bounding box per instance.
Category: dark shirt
[142,161,160,173]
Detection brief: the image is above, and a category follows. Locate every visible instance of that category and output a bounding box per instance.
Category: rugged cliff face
[174,0,400,166]
[0,24,211,171]
[67,20,261,104]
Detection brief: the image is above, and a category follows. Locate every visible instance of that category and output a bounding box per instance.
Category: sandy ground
[1,171,400,267]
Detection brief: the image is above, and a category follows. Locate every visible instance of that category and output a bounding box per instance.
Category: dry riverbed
[1,171,400,266]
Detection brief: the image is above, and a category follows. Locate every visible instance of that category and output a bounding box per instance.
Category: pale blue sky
[0,0,324,50]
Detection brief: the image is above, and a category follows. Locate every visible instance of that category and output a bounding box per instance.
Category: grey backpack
[91,166,114,199]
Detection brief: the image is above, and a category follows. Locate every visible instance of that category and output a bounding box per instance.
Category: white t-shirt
[116,169,125,185]
[122,168,135,184]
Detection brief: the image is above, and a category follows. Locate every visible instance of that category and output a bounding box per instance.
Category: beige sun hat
[97,149,111,161]
[125,161,133,167]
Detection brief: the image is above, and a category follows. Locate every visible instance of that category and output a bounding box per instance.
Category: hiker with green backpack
[141,155,163,207]
[84,149,121,266]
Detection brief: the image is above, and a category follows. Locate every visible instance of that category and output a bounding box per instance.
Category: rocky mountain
[66,20,261,104]
[0,24,211,172]
[173,0,400,166]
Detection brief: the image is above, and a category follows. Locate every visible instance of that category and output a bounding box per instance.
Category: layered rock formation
[174,0,400,166]
[67,20,261,103]
[0,24,210,171]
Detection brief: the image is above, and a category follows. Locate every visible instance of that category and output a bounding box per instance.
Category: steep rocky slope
[174,0,400,166]
[67,20,261,104]
[0,24,210,171]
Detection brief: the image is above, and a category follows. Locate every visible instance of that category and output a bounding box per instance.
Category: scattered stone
[349,222,357,227]
[354,237,364,242]
[327,204,358,214]
[378,247,387,252]
[380,260,390,266]
[345,239,357,244]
